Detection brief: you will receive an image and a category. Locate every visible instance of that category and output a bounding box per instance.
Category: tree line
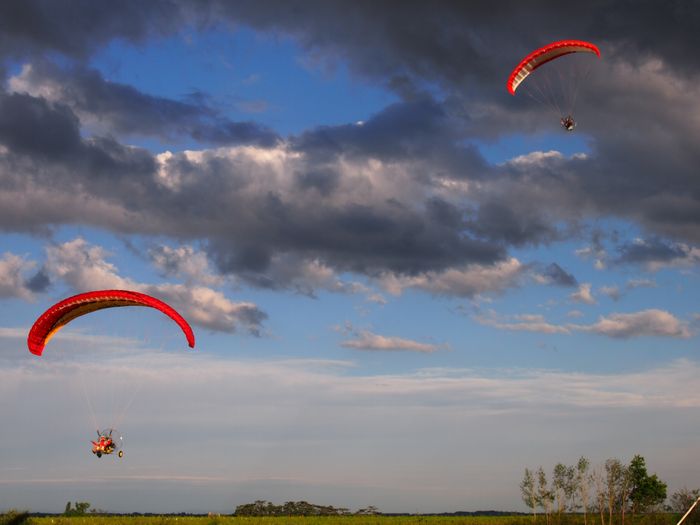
[520,455,700,525]
[234,500,380,516]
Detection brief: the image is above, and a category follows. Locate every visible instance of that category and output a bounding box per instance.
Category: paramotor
[507,40,600,130]
[27,289,195,355]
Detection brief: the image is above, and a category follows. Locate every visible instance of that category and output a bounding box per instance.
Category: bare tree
[670,488,700,513]
[577,457,591,525]
[604,458,629,525]
[565,464,579,513]
[591,465,608,525]
[521,468,538,520]
[553,463,568,523]
[538,466,555,525]
[619,465,634,525]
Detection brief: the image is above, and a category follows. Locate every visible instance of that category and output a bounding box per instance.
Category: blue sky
[1,1,699,515]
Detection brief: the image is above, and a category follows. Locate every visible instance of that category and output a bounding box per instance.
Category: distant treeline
[234,500,380,516]
[233,501,534,517]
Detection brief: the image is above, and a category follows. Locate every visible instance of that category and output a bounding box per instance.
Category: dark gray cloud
[9,62,280,147]
[211,0,700,100]
[213,0,700,246]
[614,238,690,267]
[0,89,507,282]
[543,263,578,287]
[0,0,699,293]
[0,92,82,160]
[24,266,50,293]
[0,0,195,63]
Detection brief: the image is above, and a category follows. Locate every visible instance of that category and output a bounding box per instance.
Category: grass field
[5,513,683,525]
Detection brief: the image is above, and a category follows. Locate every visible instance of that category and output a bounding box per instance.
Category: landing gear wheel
[118,450,124,458]
[96,452,102,458]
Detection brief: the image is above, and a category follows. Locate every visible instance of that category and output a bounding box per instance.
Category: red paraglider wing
[27,290,195,355]
[507,40,600,95]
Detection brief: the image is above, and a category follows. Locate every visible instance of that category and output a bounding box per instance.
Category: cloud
[600,278,657,302]
[45,237,267,335]
[0,252,39,300]
[8,62,280,147]
[0,1,195,62]
[0,1,699,305]
[0,91,83,161]
[576,231,609,270]
[474,308,691,340]
[570,283,596,305]
[599,285,621,301]
[533,262,578,287]
[378,257,525,298]
[340,327,444,353]
[577,309,691,339]
[474,312,571,335]
[149,244,223,286]
[503,150,566,167]
[614,238,700,271]
[626,278,656,289]
[4,345,700,511]
[0,97,506,293]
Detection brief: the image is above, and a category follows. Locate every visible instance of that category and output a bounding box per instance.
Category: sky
[1,0,700,515]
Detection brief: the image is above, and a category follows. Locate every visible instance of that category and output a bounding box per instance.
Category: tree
[521,468,537,520]
[576,457,591,525]
[0,510,30,525]
[63,501,91,516]
[234,500,351,516]
[670,488,700,512]
[669,488,700,525]
[628,455,667,514]
[552,463,571,523]
[564,464,579,513]
[604,459,626,525]
[537,466,555,525]
[591,466,608,525]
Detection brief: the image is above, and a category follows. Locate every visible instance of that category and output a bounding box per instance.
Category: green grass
[22,514,684,525]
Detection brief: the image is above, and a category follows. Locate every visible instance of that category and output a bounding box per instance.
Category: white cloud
[4,336,700,513]
[575,245,607,270]
[0,252,37,300]
[600,285,621,301]
[577,309,691,339]
[473,308,692,340]
[627,278,656,289]
[149,244,223,286]
[378,258,524,298]
[570,283,596,304]
[8,64,60,100]
[647,244,700,271]
[503,150,564,167]
[474,312,570,334]
[341,329,443,353]
[45,237,266,334]
[46,239,130,290]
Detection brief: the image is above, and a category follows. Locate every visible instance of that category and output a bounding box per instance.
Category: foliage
[234,501,352,516]
[627,456,667,514]
[523,455,669,525]
[64,502,92,516]
[668,488,700,525]
[0,510,30,525]
[521,468,537,518]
